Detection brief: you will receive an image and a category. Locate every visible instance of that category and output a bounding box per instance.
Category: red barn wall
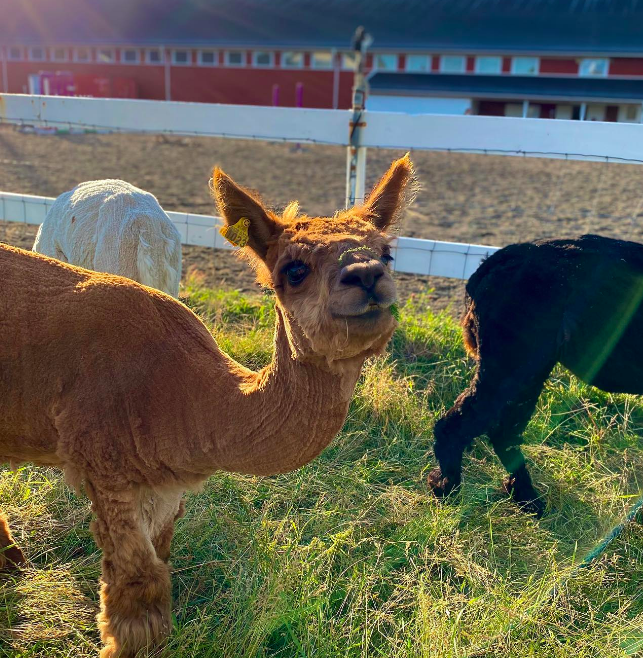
[7,61,166,99]
[4,60,354,108]
[539,58,579,74]
[609,58,643,76]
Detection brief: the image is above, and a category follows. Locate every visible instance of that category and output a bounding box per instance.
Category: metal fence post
[345,27,371,208]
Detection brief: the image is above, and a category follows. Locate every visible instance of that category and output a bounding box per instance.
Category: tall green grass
[1,280,641,657]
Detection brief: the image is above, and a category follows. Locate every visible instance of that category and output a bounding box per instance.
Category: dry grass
[0,281,641,656]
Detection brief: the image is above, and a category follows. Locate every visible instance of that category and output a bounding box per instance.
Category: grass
[1,279,642,657]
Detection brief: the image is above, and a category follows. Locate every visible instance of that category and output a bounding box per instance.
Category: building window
[74,47,91,63]
[440,55,466,73]
[172,50,190,65]
[579,58,609,76]
[281,52,303,68]
[311,52,333,69]
[146,49,163,64]
[253,51,274,67]
[50,47,68,62]
[374,54,398,71]
[28,46,46,61]
[341,52,357,70]
[626,105,639,121]
[97,48,114,64]
[198,50,217,66]
[225,51,245,66]
[121,49,140,64]
[8,46,23,61]
[512,57,539,75]
[475,56,501,74]
[406,54,430,72]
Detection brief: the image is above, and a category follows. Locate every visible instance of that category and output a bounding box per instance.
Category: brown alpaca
[0,156,413,657]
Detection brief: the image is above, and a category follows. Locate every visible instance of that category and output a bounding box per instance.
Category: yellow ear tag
[219,217,250,247]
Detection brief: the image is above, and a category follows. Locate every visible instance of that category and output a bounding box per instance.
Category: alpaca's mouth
[333,301,392,320]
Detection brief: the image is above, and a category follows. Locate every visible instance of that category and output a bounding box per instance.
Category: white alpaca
[33,179,182,297]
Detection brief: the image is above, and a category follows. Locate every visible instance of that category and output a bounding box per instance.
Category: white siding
[367,95,472,115]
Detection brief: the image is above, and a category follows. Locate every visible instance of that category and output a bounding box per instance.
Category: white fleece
[33,179,182,297]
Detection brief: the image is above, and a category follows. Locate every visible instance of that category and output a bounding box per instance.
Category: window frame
[73,46,94,64]
[511,56,540,75]
[405,54,431,72]
[50,47,69,63]
[121,48,140,65]
[145,49,164,65]
[310,51,333,69]
[252,51,274,68]
[440,55,466,73]
[197,50,218,66]
[579,58,609,77]
[7,46,23,61]
[474,56,502,74]
[96,47,115,64]
[28,46,46,62]
[373,53,398,71]
[281,51,304,69]
[73,47,92,63]
[171,49,191,66]
[225,51,245,67]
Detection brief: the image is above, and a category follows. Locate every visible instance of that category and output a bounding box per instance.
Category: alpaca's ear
[362,153,415,231]
[211,168,283,260]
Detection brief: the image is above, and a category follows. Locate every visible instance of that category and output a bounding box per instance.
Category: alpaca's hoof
[427,468,461,498]
[503,475,545,518]
[0,545,26,571]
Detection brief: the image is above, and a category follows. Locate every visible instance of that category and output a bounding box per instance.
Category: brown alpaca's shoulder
[0,242,215,353]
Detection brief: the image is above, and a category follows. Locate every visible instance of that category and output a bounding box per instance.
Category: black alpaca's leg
[487,372,553,517]
[429,374,508,497]
[430,351,555,505]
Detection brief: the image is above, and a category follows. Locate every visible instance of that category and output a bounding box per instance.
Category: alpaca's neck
[184,307,364,480]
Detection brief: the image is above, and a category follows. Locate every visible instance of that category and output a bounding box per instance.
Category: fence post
[345,28,371,208]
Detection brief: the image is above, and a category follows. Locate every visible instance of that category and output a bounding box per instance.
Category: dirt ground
[3,126,643,312]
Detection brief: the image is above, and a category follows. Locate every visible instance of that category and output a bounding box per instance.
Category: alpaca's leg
[87,484,173,658]
[0,511,25,569]
[428,381,500,497]
[143,492,185,563]
[486,380,550,517]
[429,356,554,501]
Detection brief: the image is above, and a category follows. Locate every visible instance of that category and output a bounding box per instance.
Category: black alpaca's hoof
[427,468,461,498]
[503,475,545,518]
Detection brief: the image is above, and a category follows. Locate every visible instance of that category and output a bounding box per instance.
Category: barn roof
[369,72,643,104]
[3,0,643,55]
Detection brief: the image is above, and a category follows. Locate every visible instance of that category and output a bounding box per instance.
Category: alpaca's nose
[340,260,385,292]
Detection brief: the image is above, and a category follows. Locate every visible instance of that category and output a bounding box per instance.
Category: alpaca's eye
[284,261,309,286]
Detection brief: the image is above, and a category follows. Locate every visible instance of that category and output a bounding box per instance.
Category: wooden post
[332,48,340,110]
[345,28,372,208]
[163,46,171,101]
[1,47,8,93]
[522,100,529,118]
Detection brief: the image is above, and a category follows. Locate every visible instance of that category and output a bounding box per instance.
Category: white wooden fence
[3,93,643,280]
[0,191,496,280]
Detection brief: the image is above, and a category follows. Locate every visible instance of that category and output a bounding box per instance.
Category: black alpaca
[428,234,643,517]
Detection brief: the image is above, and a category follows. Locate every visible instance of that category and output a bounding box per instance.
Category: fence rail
[4,93,643,163]
[0,192,498,280]
[3,93,643,281]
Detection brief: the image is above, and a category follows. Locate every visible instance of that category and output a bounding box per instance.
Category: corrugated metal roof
[2,0,643,54]
[370,72,643,102]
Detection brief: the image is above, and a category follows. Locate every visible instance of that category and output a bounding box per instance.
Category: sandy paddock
[2,126,643,312]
